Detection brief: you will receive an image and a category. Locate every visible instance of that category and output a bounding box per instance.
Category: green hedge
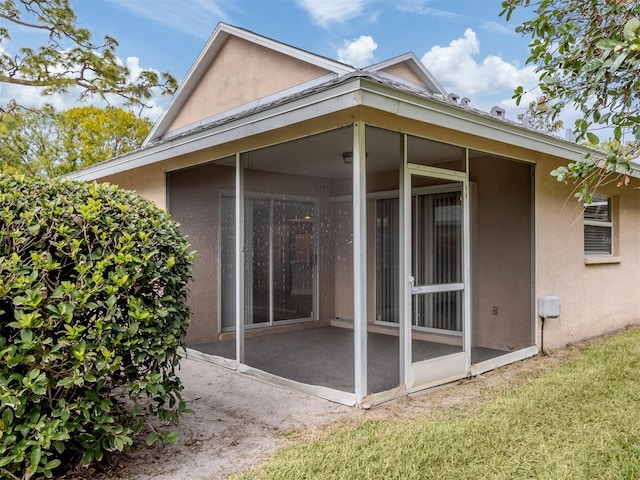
[0,175,194,478]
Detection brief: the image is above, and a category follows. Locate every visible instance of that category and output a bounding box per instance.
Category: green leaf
[44,459,62,470]
[20,328,33,343]
[3,408,14,426]
[586,132,599,145]
[576,119,588,133]
[596,39,625,50]
[614,126,622,141]
[610,51,629,73]
[29,446,42,470]
[623,18,640,41]
[80,449,94,465]
[56,377,76,388]
[27,223,40,235]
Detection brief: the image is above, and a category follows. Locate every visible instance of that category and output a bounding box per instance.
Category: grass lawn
[236,327,640,480]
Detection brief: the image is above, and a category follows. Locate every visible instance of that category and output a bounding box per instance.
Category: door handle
[409,275,417,294]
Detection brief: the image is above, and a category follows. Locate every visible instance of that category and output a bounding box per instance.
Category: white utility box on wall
[539,295,561,319]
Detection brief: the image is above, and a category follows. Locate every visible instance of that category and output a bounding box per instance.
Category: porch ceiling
[216,126,474,179]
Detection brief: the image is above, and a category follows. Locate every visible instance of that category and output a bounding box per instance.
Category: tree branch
[0,11,52,32]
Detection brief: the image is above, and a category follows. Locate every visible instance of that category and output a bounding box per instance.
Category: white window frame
[584,194,613,257]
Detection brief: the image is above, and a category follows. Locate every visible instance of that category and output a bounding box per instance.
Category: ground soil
[66,347,566,480]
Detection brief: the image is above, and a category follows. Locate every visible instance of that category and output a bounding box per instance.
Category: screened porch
[167,124,535,405]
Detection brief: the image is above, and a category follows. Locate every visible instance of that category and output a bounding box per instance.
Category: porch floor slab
[190,326,508,394]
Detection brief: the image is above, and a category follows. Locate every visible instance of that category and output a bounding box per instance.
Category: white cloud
[337,35,377,67]
[296,0,367,28]
[421,28,539,115]
[395,1,458,19]
[110,0,230,39]
[480,21,516,36]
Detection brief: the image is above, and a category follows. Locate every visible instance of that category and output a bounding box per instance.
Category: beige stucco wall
[535,157,640,349]
[167,36,331,133]
[99,165,167,209]
[333,201,354,320]
[470,155,533,351]
[380,63,425,88]
[166,163,234,344]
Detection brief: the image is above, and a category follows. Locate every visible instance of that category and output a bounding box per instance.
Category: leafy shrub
[0,175,194,479]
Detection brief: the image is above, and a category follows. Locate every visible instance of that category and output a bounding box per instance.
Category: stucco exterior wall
[333,201,354,320]
[380,63,425,88]
[470,155,533,351]
[535,157,640,349]
[167,36,331,133]
[99,166,167,209]
[166,163,234,344]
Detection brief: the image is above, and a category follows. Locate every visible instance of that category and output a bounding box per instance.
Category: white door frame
[400,151,472,391]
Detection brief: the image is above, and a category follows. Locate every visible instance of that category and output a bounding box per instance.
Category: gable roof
[364,53,448,98]
[145,23,357,146]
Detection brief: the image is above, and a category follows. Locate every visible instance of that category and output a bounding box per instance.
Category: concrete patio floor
[191,326,507,393]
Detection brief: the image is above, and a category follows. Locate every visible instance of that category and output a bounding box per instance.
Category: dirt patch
[72,349,565,480]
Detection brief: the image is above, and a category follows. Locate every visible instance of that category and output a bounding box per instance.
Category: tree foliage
[0,105,152,178]
[501,0,640,200]
[0,0,177,114]
[0,175,194,479]
[517,96,565,134]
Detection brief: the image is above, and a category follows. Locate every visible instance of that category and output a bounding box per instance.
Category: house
[66,23,640,407]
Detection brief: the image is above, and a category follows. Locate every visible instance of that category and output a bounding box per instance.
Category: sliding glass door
[272,200,315,322]
[411,190,463,333]
[221,194,317,329]
[376,189,463,334]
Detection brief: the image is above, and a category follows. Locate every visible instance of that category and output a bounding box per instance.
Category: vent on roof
[460,97,471,107]
[565,129,576,142]
[490,106,506,119]
[447,93,460,104]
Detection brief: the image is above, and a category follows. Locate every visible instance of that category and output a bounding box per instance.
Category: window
[584,195,613,256]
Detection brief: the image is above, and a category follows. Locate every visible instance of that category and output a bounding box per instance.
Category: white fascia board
[67,76,622,182]
[65,80,364,181]
[358,80,598,165]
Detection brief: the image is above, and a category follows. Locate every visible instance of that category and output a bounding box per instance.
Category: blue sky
[1,0,554,125]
